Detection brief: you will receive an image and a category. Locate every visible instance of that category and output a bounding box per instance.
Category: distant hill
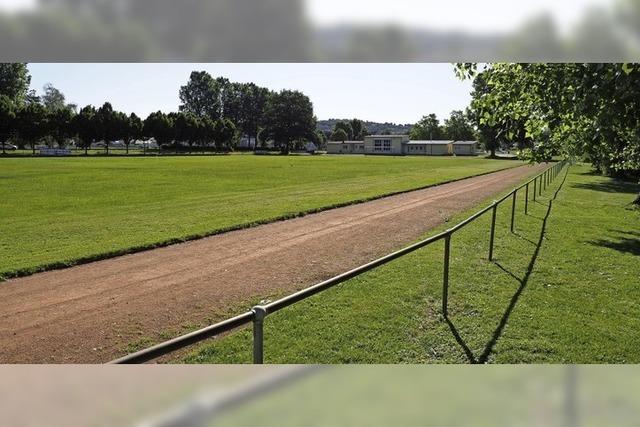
[318,119,413,136]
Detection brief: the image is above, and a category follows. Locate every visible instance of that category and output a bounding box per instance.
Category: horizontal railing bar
[110,311,255,364]
[447,203,495,233]
[265,230,450,313]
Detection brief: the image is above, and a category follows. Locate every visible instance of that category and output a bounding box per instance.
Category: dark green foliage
[0,95,16,153]
[331,128,349,142]
[262,90,317,154]
[72,105,98,154]
[0,63,31,104]
[460,63,640,178]
[15,102,48,154]
[443,110,476,141]
[410,114,443,140]
[143,111,174,147]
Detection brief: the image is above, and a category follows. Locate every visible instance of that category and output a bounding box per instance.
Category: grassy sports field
[184,164,640,363]
[0,155,516,279]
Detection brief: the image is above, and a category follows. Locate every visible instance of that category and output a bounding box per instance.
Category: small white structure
[452,141,478,156]
[39,147,71,156]
[305,141,318,153]
[238,136,257,150]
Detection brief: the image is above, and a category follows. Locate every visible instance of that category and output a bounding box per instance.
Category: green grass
[0,155,515,279]
[184,163,640,363]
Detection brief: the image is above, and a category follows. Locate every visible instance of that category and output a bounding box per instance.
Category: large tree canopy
[0,63,31,104]
[0,95,16,153]
[144,111,174,147]
[458,62,640,203]
[179,71,221,119]
[332,121,353,140]
[262,90,316,154]
[443,110,476,141]
[410,114,443,140]
[72,105,98,154]
[458,63,640,177]
[15,102,48,154]
[41,83,67,111]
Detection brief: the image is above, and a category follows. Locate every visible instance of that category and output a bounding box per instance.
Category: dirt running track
[0,164,547,363]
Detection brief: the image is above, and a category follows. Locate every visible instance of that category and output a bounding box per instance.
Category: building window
[383,139,391,151]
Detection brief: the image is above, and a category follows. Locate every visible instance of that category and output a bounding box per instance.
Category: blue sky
[27,63,473,124]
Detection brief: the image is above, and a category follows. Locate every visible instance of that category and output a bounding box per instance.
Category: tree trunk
[32,143,35,155]
[633,192,640,206]
[106,143,109,156]
[2,140,5,155]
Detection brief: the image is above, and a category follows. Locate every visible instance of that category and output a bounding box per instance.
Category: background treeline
[323,111,477,143]
[0,64,321,155]
[317,119,412,137]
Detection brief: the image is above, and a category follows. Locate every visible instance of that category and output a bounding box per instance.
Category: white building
[326,141,366,154]
[364,135,409,155]
[327,135,479,156]
[404,140,453,156]
[452,141,478,156]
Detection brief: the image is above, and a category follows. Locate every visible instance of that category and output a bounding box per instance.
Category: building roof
[452,140,478,145]
[405,140,453,145]
[327,140,364,144]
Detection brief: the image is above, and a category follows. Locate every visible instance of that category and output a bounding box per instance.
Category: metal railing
[110,160,568,364]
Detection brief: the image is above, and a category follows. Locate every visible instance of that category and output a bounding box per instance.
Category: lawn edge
[1,162,525,282]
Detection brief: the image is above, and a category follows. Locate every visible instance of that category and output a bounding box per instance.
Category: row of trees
[326,113,476,143]
[456,63,640,203]
[178,71,321,153]
[0,95,241,155]
[1,65,321,155]
[328,118,369,142]
[409,111,476,143]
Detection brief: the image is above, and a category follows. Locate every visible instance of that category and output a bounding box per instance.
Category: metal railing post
[525,183,529,214]
[488,201,497,261]
[539,175,542,196]
[442,233,451,317]
[252,305,267,364]
[510,190,517,233]
[533,177,537,201]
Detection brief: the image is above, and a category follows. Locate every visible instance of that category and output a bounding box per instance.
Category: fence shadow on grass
[444,167,570,364]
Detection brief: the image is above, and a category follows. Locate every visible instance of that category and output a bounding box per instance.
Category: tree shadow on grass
[571,180,639,195]
[587,229,640,256]
[444,167,570,364]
